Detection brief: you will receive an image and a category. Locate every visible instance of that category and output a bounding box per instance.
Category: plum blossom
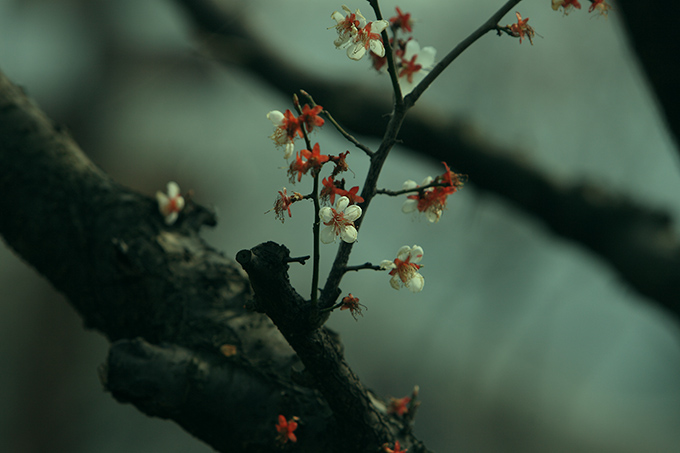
[267,109,302,159]
[552,0,581,14]
[383,440,408,453]
[398,40,436,94]
[331,5,366,48]
[588,0,611,15]
[380,245,424,292]
[331,5,388,61]
[319,196,362,243]
[509,12,536,45]
[275,415,299,444]
[402,162,463,223]
[156,181,185,225]
[271,188,302,223]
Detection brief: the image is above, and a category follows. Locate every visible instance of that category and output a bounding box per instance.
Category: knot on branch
[236,242,326,332]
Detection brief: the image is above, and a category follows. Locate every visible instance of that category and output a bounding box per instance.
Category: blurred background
[1,0,680,451]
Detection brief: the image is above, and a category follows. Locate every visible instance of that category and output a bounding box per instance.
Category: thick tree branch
[173,0,680,317]
[0,69,421,452]
[616,0,680,154]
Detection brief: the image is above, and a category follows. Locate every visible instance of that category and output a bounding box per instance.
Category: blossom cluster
[275,415,299,444]
[552,0,612,16]
[156,181,185,225]
[402,162,464,223]
[267,104,324,159]
[331,5,389,61]
[364,7,437,95]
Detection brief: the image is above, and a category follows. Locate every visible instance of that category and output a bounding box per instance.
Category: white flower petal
[267,110,284,125]
[319,207,334,223]
[348,43,366,60]
[406,273,424,292]
[369,39,385,57]
[402,199,417,214]
[331,11,345,23]
[396,245,411,261]
[156,191,169,212]
[336,196,350,212]
[403,39,421,61]
[402,180,417,190]
[340,225,357,243]
[165,211,178,225]
[425,209,440,223]
[372,19,389,33]
[284,142,294,159]
[320,226,336,244]
[167,181,180,198]
[175,196,185,211]
[410,246,424,263]
[390,275,401,290]
[421,176,434,186]
[380,260,396,270]
[419,46,437,69]
[344,205,362,221]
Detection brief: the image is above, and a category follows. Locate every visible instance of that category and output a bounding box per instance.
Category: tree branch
[0,68,427,452]
[172,0,680,318]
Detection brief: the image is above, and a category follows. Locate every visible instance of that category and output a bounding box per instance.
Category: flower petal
[419,46,437,68]
[267,110,284,125]
[380,260,396,270]
[396,245,411,261]
[284,142,294,159]
[167,181,180,198]
[344,205,362,221]
[390,275,401,290]
[340,225,357,243]
[402,199,417,214]
[371,19,389,33]
[336,196,350,212]
[406,273,424,292]
[320,226,336,244]
[319,207,334,222]
[348,43,366,60]
[165,211,178,225]
[369,39,385,57]
[402,180,417,190]
[410,246,424,263]
[425,208,440,223]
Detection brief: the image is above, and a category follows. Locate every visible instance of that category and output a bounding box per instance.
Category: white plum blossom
[267,109,299,159]
[331,5,366,48]
[398,40,436,94]
[347,20,389,60]
[401,176,441,223]
[319,196,362,243]
[331,5,388,61]
[156,181,185,225]
[380,245,424,292]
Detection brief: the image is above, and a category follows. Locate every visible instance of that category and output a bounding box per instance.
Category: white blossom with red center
[552,0,581,15]
[156,181,185,225]
[398,40,436,95]
[331,5,388,61]
[380,245,424,292]
[401,176,442,223]
[331,5,366,48]
[319,196,362,243]
[267,109,300,159]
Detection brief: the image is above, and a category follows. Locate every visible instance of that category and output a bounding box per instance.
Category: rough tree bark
[0,70,426,452]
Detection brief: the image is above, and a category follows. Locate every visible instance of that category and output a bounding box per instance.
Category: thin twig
[300,90,373,157]
[344,262,383,273]
[404,0,523,107]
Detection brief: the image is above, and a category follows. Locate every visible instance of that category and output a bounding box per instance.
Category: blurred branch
[0,69,427,452]
[172,0,680,317]
[616,0,680,154]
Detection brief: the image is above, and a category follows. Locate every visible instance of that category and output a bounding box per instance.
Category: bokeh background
[1,0,680,451]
